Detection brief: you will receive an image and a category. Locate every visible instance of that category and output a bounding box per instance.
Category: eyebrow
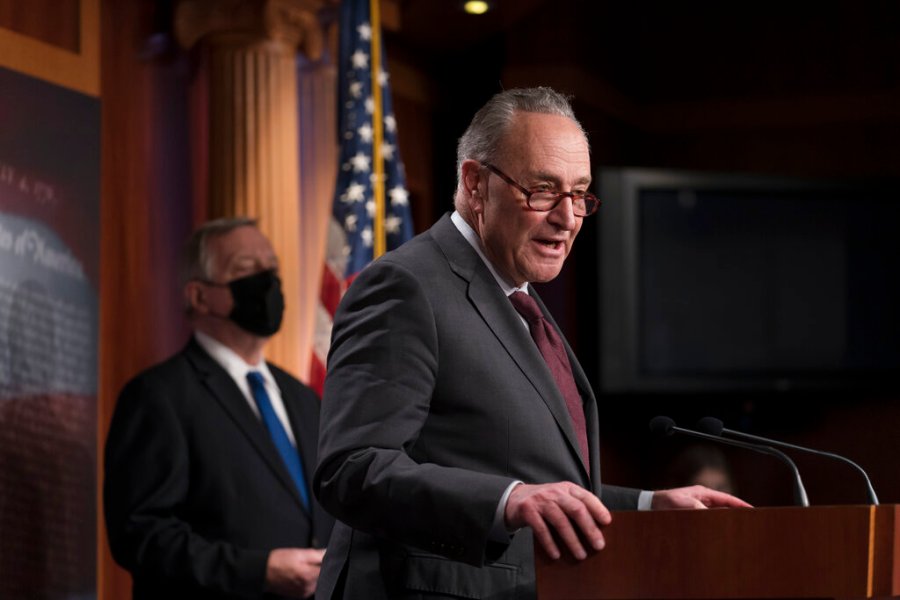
[531,171,592,188]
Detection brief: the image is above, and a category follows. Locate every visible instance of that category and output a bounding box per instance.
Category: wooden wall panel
[99,1,196,597]
[0,0,80,51]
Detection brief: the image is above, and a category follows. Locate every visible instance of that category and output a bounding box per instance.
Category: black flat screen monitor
[597,168,900,393]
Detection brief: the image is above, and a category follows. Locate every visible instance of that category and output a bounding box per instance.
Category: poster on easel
[0,61,99,599]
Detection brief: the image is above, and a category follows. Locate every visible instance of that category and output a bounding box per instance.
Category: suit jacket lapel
[183,339,309,513]
[431,215,590,484]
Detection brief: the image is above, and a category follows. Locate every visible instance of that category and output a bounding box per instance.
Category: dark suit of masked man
[104,218,333,599]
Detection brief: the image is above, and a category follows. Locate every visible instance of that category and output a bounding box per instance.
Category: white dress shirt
[194,331,298,445]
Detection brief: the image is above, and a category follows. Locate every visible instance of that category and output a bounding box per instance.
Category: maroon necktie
[508,291,589,470]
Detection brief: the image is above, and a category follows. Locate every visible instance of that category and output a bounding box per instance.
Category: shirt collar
[450,210,529,297]
[194,331,274,385]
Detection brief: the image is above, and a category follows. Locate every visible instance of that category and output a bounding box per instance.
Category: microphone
[649,416,809,507]
[696,417,879,505]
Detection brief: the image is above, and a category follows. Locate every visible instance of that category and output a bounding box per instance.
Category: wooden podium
[536,505,899,600]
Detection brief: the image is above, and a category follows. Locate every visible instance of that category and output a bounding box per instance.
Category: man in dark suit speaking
[104,218,332,599]
[314,87,749,599]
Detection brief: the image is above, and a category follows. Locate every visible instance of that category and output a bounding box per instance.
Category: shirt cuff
[638,490,654,510]
[489,480,523,542]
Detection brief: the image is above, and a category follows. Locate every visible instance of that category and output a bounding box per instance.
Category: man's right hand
[504,482,611,561]
[265,547,326,598]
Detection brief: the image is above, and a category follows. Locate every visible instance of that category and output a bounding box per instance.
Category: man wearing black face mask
[104,218,332,600]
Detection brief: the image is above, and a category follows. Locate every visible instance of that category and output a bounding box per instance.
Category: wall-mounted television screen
[597,168,900,393]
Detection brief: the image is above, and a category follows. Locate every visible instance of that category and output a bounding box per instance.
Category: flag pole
[370,0,386,258]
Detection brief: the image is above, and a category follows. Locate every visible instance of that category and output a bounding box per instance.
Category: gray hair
[455,87,587,187]
[180,216,258,287]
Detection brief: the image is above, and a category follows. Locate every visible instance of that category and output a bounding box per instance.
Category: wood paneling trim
[0,0,99,96]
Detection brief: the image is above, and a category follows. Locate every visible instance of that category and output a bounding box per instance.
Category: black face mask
[226,269,284,336]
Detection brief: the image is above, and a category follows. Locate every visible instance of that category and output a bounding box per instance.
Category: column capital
[175,0,329,58]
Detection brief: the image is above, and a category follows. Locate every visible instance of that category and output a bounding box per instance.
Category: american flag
[311,0,413,395]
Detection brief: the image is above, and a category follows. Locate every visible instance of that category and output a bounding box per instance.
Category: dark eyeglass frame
[481,162,601,217]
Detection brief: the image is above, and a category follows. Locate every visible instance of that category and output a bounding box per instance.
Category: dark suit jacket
[314,214,640,600]
[104,338,332,600]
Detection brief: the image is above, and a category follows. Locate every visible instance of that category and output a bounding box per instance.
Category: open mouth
[536,239,564,250]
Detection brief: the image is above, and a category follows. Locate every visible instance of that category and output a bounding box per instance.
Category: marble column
[175,0,326,375]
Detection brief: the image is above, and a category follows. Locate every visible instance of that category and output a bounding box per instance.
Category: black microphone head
[695,417,724,436]
[649,416,676,437]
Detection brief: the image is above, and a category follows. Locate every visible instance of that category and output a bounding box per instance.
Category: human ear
[185,281,209,315]
[461,160,484,214]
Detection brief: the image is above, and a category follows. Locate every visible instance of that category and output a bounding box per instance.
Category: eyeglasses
[481,162,601,217]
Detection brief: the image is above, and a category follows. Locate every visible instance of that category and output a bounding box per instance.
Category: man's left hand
[651,485,752,510]
[265,547,325,598]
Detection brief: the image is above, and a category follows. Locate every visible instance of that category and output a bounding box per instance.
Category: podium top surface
[536,504,899,600]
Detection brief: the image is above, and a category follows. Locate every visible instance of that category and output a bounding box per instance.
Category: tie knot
[246,371,265,388]
[509,291,543,323]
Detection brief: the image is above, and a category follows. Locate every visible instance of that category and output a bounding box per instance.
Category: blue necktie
[246,371,310,510]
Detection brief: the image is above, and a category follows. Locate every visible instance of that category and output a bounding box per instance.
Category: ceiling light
[463,1,490,15]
